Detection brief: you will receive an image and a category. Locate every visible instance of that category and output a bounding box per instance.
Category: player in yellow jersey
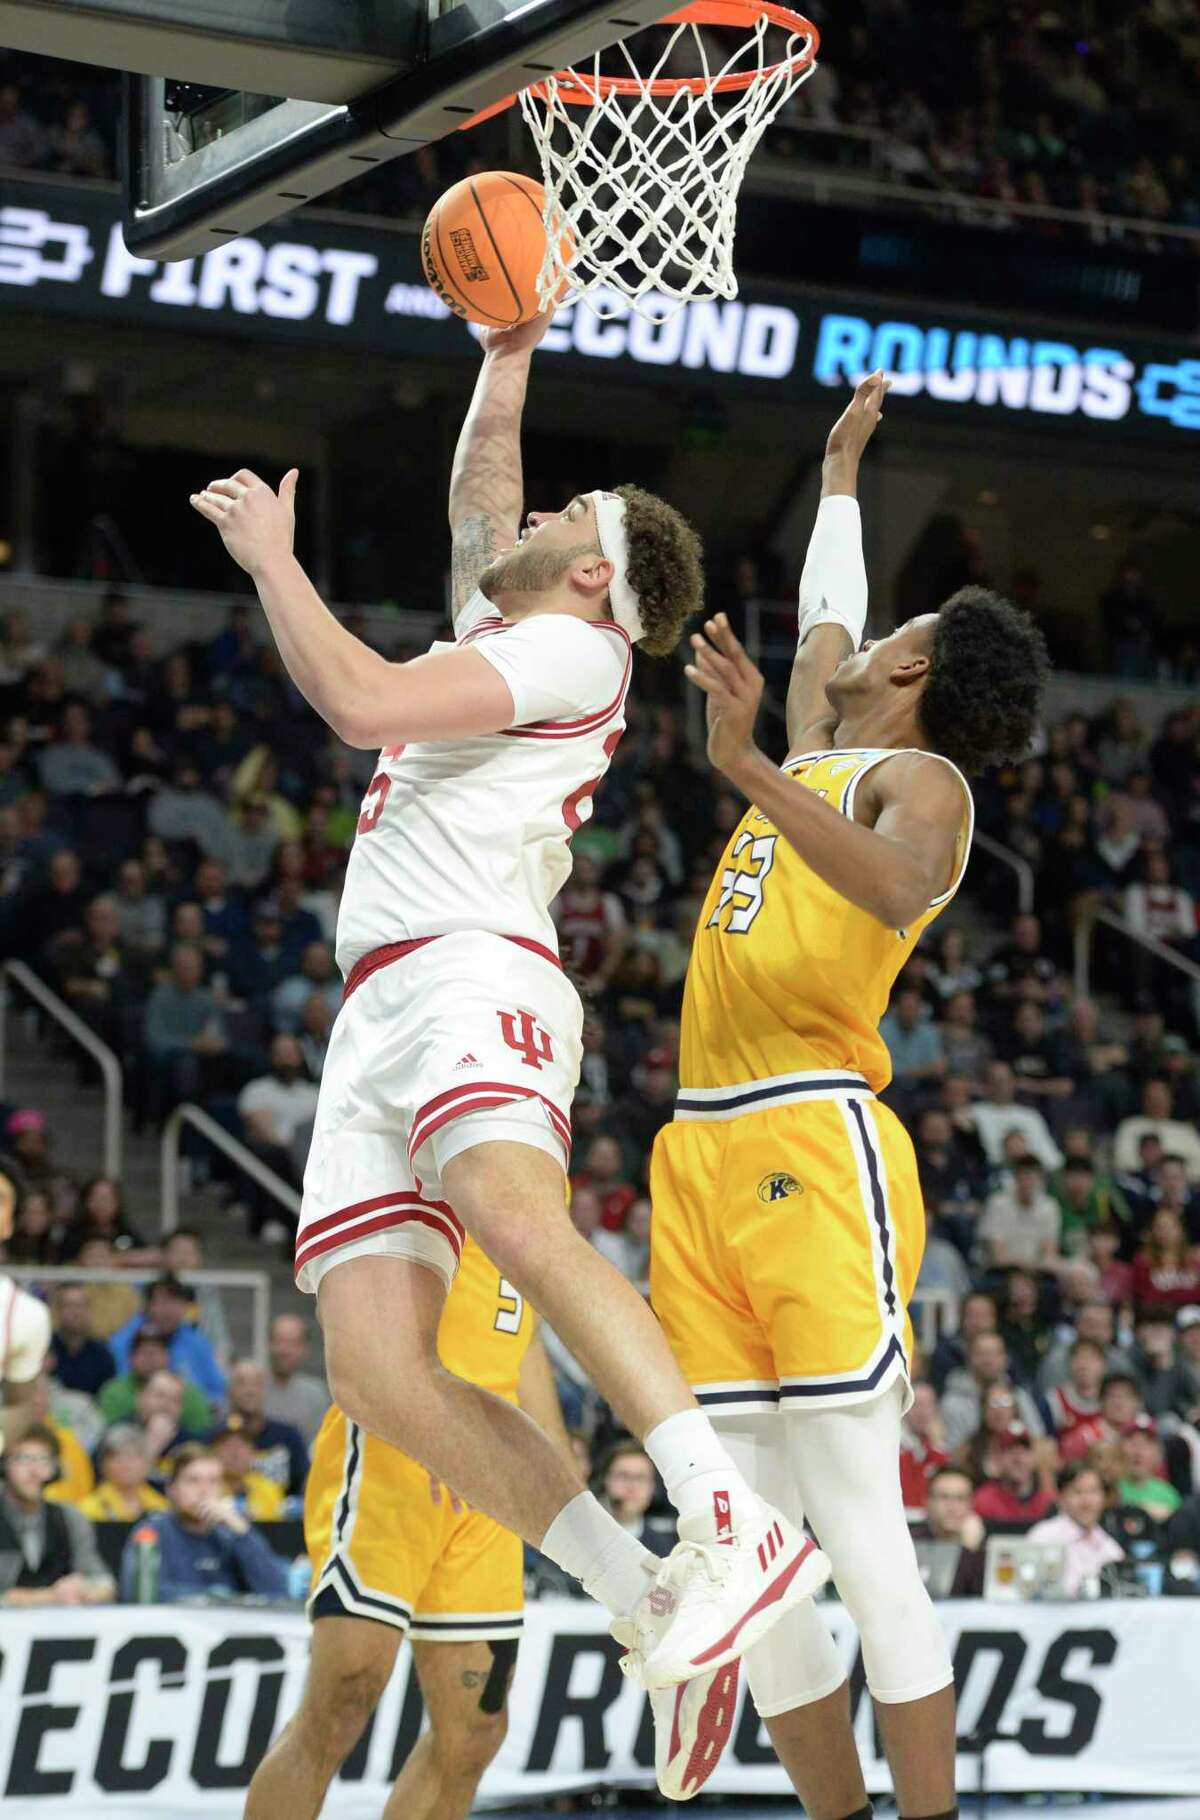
[650,374,1049,1819]
[244,1238,563,1820]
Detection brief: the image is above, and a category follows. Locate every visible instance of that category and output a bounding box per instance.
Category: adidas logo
[452,1053,481,1071]
[756,1520,784,1571]
[713,1489,734,1545]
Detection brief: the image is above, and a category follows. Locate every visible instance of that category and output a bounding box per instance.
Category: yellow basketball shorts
[306,1409,523,1642]
[649,1072,922,1416]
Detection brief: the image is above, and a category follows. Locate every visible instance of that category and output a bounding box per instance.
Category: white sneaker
[650,1658,742,1800]
[614,1503,829,1691]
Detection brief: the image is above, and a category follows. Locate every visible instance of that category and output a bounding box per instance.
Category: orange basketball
[421,170,571,328]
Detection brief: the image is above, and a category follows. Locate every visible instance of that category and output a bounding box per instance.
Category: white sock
[644,1408,760,1537]
[540,1491,658,1617]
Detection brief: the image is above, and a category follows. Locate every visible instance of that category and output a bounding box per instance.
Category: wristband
[797,495,868,649]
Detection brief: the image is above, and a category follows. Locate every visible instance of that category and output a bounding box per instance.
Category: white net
[516,2,817,322]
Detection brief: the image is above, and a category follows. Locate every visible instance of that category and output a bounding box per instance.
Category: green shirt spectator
[1118,1473,1181,1523]
[97,1326,212,1432]
[1053,1156,1134,1252]
[1118,1416,1182,1524]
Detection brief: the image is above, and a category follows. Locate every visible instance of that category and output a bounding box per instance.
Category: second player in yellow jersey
[651,745,973,1417]
[306,1236,534,1640]
[651,369,1047,1819]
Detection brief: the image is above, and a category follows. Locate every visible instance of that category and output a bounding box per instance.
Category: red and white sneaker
[651,1658,742,1800]
[613,1501,829,1691]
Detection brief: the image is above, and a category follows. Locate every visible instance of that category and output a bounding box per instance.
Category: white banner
[1,1598,1198,1814]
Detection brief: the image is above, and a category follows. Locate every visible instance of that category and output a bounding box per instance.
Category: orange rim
[461,0,817,126]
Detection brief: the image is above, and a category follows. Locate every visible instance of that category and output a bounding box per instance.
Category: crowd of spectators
[779,0,1200,235]
[6,0,1200,238]
[0,1285,328,1604]
[2,572,1200,1606]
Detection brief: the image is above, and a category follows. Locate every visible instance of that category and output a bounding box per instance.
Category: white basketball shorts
[294,930,582,1295]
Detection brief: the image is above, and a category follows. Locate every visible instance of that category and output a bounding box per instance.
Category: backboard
[116,0,680,259]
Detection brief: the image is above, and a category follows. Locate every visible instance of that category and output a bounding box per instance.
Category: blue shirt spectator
[142,944,226,1057]
[37,704,122,798]
[270,941,341,1034]
[110,1274,227,1410]
[880,983,945,1086]
[47,1283,117,1397]
[119,1446,289,1601]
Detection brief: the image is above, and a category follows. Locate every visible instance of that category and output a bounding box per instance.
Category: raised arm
[785,370,889,756]
[448,315,553,626]
[688,615,966,929]
[191,469,518,748]
[190,320,564,748]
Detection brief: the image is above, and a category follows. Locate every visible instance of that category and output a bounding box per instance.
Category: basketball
[421,170,570,327]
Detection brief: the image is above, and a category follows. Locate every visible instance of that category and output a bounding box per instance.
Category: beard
[479,539,594,597]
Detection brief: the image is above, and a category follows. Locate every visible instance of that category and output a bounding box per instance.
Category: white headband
[588,490,646,644]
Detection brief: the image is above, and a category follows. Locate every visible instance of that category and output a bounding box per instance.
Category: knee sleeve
[745,1596,851,1718]
[712,1413,847,1715]
[784,1388,953,1706]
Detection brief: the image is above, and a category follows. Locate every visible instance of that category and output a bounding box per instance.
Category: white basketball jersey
[0,1275,51,1385]
[335,592,631,974]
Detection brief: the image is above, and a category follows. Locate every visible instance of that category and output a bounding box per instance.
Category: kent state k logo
[758,1171,803,1203]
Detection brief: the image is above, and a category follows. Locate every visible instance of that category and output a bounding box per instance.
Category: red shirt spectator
[1059,1369,1141,1462]
[900,1382,947,1517]
[1131,1208,1200,1309]
[553,855,627,987]
[1058,1413,1109,1461]
[571,1134,636,1232]
[972,1423,1055,1533]
[1086,1227,1136,1306]
[1047,1338,1105,1446]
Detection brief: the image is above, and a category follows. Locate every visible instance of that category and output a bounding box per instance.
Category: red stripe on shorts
[408,1082,571,1166]
[295,1201,463,1281]
[342,933,562,1004]
[298,1188,464,1249]
[342,938,438,1003]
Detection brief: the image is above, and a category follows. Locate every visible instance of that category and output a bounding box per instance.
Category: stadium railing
[0,959,123,1179]
[161,1101,301,1238]
[972,831,1035,916]
[1074,905,1200,1002]
[5,1263,272,1365]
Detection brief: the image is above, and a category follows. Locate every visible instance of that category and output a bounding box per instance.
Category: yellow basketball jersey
[680,747,973,1094]
[437,1233,535,1401]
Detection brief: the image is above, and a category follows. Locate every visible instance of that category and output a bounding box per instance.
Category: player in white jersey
[0,1172,51,1453]
[190,313,830,1768]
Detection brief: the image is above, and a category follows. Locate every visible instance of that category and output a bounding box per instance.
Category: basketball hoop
[463,0,819,322]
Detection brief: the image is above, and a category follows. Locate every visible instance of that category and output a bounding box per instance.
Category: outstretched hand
[190,467,298,578]
[479,310,555,357]
[825,368,891,466]
[685,613,765,777]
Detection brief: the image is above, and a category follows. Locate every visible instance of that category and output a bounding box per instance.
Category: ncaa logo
[758,1172,802,1203]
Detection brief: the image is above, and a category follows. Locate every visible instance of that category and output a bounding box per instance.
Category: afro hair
[919,587,1049,776]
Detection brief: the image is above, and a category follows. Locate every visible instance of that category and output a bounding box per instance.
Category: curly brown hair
[615,483,704,657]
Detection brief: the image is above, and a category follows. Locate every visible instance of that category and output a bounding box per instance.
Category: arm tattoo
[451,511,500,622]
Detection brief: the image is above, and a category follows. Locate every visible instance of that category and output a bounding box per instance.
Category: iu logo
[498,1010,555,1071]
